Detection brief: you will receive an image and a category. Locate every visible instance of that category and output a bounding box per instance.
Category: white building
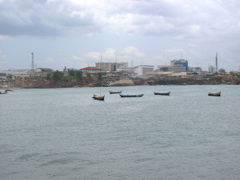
[116,67,134,73]
[96,62,128,72]
[134,65,154,76]
[1,69,31,79]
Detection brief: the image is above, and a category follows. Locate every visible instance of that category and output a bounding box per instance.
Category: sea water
[0,85,240,180]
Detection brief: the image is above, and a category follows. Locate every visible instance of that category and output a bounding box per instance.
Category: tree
[97,72,102,86]
[87,73,91,79]
[52,70,64,82]
[46,73,52,80]
[74,70,83,83]
[68,69,76,77]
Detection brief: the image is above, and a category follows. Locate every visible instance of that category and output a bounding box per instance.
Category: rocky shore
[1,75,239,89]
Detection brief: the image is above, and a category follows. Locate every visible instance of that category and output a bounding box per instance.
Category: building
[1,69,31,79]
[188,67,202,72]
[30,68,54,77]
[170,59,188,68]
[158,65,186,72]
[80,67,102,73]
[116,67,134,73]
[96,62,128,72]
[0,73,7,81]
[134,65,154,76]
[63,66,78,72]
[35,68,54,73]
[208,65,215,72]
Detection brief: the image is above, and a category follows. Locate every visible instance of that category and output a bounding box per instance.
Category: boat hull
[208,92,221,96]
[154,91,170,95]
[92,94,105,101]
[119,94,144,98]
[109,90,122,94]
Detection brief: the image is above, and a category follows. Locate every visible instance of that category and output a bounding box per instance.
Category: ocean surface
[0,85,240,180]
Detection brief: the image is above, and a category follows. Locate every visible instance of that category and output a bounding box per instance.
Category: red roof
[80,67,102,70]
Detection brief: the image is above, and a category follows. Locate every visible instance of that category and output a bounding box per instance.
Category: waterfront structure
[208,65,215,73]
[80,67,102,73]
[116,67,134,73]
[0,73,7,81]
[158,65,186,72]
[35,68,54,73]
[134,65,154,76]
[96,62,128,72]
[170,59,188,69]
[1,69,31,79]
[32,68,54,77]
[188,67,202,72]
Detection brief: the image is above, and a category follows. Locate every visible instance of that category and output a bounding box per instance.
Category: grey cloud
[0,0,239,41]
[0,0,100,37]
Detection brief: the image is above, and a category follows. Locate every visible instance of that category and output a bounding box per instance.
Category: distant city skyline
[0,0,240,72]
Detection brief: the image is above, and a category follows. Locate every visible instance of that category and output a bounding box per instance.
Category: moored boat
[119,94,144,98]
[0,90,7,94]
[154,91,170,95]
[92,94,105,101]
[109,90,122,94]
[208,91,221,96]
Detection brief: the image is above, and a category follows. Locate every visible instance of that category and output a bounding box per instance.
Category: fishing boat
[208,91,221,96]
[154,91,171,96]
[119,94,144,98]
[92,94,105,101]
[109,90,122,94]
[0,90,7,94]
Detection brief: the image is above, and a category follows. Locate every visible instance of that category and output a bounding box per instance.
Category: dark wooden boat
[154,91,170,96]
[109,90,122,94]
[119,94,144,98]
[208,91,221,96]
[92,94,105,101]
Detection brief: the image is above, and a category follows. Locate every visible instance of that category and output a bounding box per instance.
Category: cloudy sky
[0,0,239,72]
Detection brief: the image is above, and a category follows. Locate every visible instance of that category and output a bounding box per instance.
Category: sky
[0,0,240,72]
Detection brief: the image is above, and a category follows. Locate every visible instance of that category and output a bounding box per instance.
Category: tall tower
[31,52,34,71]
[215,52,218,74]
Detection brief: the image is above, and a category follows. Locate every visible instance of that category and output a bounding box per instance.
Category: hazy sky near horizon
[0,0,240,71]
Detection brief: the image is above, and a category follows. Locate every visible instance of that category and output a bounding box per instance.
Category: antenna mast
[31,52,35,71]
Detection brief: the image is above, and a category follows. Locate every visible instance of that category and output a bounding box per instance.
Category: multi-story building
[96,62,128,72]
[158,65,186,72]
[134,65,154,76]
[170,59,188,68]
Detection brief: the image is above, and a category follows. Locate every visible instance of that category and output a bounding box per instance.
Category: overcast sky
[0,0,240,72]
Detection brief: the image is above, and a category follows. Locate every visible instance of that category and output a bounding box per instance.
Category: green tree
[97,72,102,82]
[46,73,52,80]
[52,70,64,82]
[74,70,83,83]
[68,69,76,77]
[87,73,91,79]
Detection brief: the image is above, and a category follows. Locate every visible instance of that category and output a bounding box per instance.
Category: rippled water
[0,85,240,180]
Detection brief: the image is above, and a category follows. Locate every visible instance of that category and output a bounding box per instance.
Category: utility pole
[31,52,35,72]
[215,52,218,74]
